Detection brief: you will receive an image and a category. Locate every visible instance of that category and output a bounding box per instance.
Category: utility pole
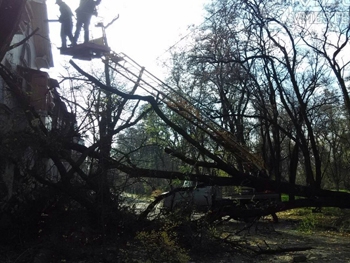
[94,17,119,257]
[96,15,119,86]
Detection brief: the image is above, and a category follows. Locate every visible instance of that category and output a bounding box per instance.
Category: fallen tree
[1,52,349,232]
[67,60,350,215]
[67,137,350,208]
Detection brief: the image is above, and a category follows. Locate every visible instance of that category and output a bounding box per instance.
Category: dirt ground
[198,211,350,263]
[3,205,349,263]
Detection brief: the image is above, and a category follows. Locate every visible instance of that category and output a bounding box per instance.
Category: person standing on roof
[56,0,75,49]
[73,0,101,44]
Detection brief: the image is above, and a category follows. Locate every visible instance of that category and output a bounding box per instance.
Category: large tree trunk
[288,143,299,201]
[116,164,350,209]
[0,0,27,62]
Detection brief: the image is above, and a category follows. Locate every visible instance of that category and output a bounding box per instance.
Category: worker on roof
[73,0,101,44]
[56,0,75,49]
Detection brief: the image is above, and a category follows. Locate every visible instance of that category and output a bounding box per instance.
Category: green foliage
[295,207,350,233]
[162,210,224,254]
[280,194,304,202]
[122,222,190,263]
[335,211,350,232]
[120,204,227,262]
[298,213,317,233]
[281,194,289,202]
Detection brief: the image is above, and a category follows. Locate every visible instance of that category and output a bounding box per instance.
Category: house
[0,0,53,126]
[0,0,76,202]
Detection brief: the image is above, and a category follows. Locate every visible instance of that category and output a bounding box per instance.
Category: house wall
[0,0,57,203]
[1,0,53,70]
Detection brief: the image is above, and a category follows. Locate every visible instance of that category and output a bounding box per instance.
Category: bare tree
[2,0,350,236]
[175,0,350,194]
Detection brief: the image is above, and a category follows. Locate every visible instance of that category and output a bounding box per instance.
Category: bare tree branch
[7,27,39,51]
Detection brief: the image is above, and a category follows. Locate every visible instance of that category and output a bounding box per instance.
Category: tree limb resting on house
[7,27,39,51]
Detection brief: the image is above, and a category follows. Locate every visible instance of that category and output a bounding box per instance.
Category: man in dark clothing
[73,0,101,44]
[56,0,75,49]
